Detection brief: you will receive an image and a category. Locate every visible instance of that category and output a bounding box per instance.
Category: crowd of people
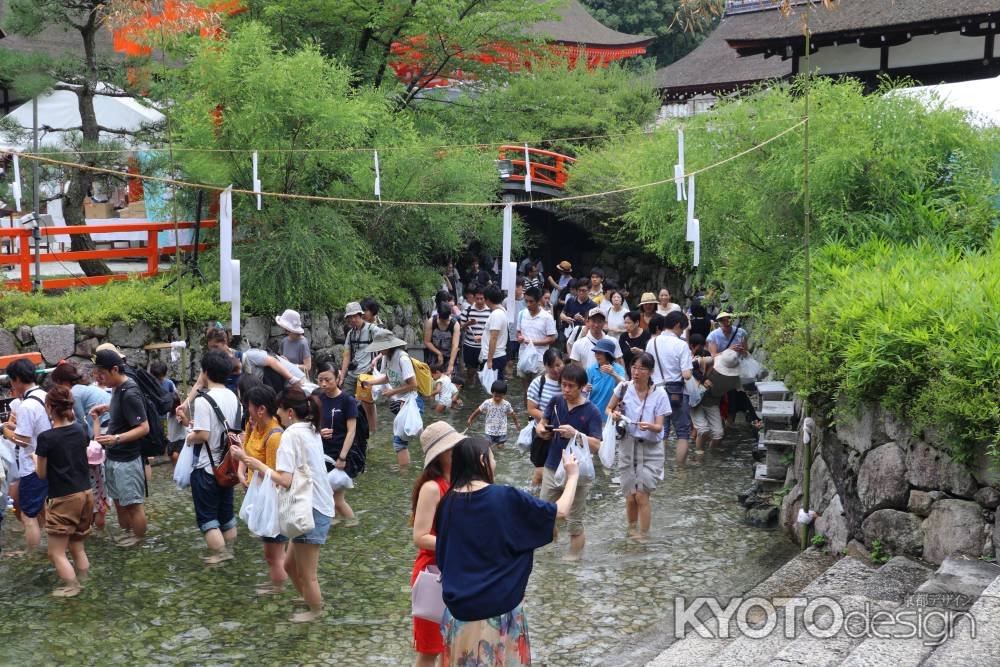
[0,255,761,665]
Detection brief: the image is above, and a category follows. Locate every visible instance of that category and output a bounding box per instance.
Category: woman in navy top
[435,436,580,666]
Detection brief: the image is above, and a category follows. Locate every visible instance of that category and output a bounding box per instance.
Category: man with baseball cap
[569,307,623,369]
[341,301,385,433]
[90,348,149,547]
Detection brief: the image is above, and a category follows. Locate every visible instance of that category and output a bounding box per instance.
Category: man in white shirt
[645,312,694,465]
[185,350,241,564]
[517,286,557,362]
[479,285,509,379]
[0,359,49,554]
[570,308,623,368]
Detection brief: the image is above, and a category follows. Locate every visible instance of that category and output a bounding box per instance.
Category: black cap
[93,349,124,370]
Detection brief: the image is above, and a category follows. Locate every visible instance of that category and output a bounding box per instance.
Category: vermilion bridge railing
[498,146,577,190]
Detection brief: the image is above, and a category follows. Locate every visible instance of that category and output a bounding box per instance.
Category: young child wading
[467,380,519,449]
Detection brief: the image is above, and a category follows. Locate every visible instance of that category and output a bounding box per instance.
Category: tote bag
[411,564,447,623]
[277,434,315,538]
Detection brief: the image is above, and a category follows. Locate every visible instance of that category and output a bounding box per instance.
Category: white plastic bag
[555,432,595,484]
[516,420,535,454]
[685,376,706,408]
[517,342,542,377]
[328,468,355,491]
[248,470,281,538]
[173,443,194,489]
[599,418,617,469]
[739,356,765,385]
[393,397,423,440]
[239,471,260,525]
[478,365,498,393]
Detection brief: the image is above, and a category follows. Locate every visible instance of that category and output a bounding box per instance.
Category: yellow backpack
[407,354,435,397]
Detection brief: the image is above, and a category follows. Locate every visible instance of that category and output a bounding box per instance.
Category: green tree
[579,0,714,66]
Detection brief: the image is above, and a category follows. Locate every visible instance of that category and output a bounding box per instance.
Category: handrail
[498,146,577,190]
[0,218,217,292]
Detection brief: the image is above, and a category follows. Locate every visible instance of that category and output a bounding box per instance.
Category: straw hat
[714,349,741,377]
[638,292,658,307]
[275,309,305,335]
[420,421,464,469]
[343,302,364,318]
[363,328,407,355]
[716,311,734,320]
[95,342,124,358]
[557,260,573,273]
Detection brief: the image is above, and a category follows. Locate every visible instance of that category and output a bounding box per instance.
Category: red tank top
[411,477,450,584]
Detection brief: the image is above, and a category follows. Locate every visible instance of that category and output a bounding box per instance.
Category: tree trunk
[65,5,111,277]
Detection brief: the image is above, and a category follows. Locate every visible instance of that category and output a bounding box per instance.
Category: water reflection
[0,377,795,665]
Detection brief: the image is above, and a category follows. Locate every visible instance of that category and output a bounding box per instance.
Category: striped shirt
[462,304,491,349]
[527,373,561,413]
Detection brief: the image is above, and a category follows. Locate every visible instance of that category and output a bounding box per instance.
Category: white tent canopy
[1,83,164,151]
[893,75,1000,127]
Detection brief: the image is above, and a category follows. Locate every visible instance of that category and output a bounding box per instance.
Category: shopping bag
[277,438,315,538]
[516,420,535,454]
[248,470,281,538]
[685,376,706,408]
[517,342,542,377]
[599,419,617,469]
[411,564,446,623]
[238,471,260,525]
[478,365,498,393]
[393,397,423,440]
[739,356,765,385]
[555,432,595,485]
[172,443,195,489]
[328,467,355,491]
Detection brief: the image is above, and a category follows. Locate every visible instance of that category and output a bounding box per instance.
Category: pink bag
[411,565,446,623]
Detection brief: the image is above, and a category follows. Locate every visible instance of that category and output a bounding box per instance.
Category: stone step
[645,548,837,667]
[765,447,791,479]
[755,463,786,489]
[704,557,880,666]
[761,401,797,425]
[755,380,791,401]
[922,572,1000,666]
[762,429,798,449]
[765,557,933,667]
[911,555,1000,611]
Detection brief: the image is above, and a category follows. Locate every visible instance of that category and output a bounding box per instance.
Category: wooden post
[18,230,31,291]
[147,228,159,276]
[799,20,814,552]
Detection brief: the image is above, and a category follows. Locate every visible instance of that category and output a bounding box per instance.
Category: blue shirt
[436,485,556,621]
[586,362,624,421]
[71,384,111,439]
[542,396,603,470]
[706,326,747,353]
[562,297,598,323]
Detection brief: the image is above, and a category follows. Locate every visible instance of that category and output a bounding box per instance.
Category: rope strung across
[6,120,805,208]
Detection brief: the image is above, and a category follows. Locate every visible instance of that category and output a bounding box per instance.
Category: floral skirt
[89,463,111,515]
[443,604,531,666]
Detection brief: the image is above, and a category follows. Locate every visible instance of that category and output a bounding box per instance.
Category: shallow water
[0,377,795,666]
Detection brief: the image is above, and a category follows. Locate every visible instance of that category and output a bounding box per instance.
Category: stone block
[857,443,909,513]
[74,337,100,359]
[241,316,269,349]
[107,321,153,349]
[974,486,1000,510]
[846,539,870,560]
[14,325,32,344]
[119,347,147,368]
[905,440,977,498]
[836,395,879,455]
[815,494,849,554]
[31,324,75,365]
[861,509,923,557]
[907,489,943,518]
[922,499,988,564]
[310,313,333,349]
[0,329,17,357]
[78,326,108,338]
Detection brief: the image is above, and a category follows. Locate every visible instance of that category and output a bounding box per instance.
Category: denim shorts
[18,472,48,518]
[662,382,692,440]
[293,508,332,545]
[104,457,146,507]
[487,434,508,446]
[190,467,237,533]
[392,396,425,453]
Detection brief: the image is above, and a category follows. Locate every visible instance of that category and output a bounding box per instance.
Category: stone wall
[0,302,429,385]
[778,396,1000,565]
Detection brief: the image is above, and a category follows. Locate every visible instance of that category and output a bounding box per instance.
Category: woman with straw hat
[410,422,463,667]
[637,292,658,331]
[362,330,423,470]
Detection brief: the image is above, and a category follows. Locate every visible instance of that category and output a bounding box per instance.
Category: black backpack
[121,364,171,458]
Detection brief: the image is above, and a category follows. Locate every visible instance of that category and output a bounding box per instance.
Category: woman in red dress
[411,422,463,666]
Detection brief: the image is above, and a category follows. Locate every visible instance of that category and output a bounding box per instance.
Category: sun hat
[716,311,734,320]
[587,307,606,320]
[93,348,125,370]
[344,302,364,318]
[87,440,106,466]
[557,260,573,273]
[95,342,124,357]
[363,328,407,355]
[638,292,658,307]
[715,349,741,377]
[275,309,305,335]
[593,338,617,358]
[420,421,465,469]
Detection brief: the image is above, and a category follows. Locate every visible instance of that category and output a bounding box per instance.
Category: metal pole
[31,96,41,292]
[799,23,813,552]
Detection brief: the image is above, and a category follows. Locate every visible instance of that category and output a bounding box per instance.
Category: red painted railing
[498,146,577,190]
[0,219,216,292]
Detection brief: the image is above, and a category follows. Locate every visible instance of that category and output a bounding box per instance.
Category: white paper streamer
[252,151,261,210]
[169,340,187,362]
[230,260,241,335]
[501,204,513,309]
[686,174,696,226]
[11,155,22,211]
[219,186,233,302]
[797,508,818,525]
[675,129,685,201]
[687,216,699,243]
[692,218,700,267]
[523,144,532,194]
[505,261,517,314]
[373,150,382,204]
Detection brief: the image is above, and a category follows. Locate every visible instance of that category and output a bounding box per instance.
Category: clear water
[0,377,796,666]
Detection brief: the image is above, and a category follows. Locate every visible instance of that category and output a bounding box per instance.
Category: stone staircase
[646,552,1000,667]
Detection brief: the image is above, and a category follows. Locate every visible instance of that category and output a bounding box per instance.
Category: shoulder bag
[195,390,242,488]
[277,429,316,538]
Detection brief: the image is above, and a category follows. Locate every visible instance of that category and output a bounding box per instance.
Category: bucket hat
[593,338,617,358]
[363,329,407,355]
[275,309,305,335]
[420,421,465,469]
[638,292,658,307]
[344,302,364,318]
[715,349,741,377]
